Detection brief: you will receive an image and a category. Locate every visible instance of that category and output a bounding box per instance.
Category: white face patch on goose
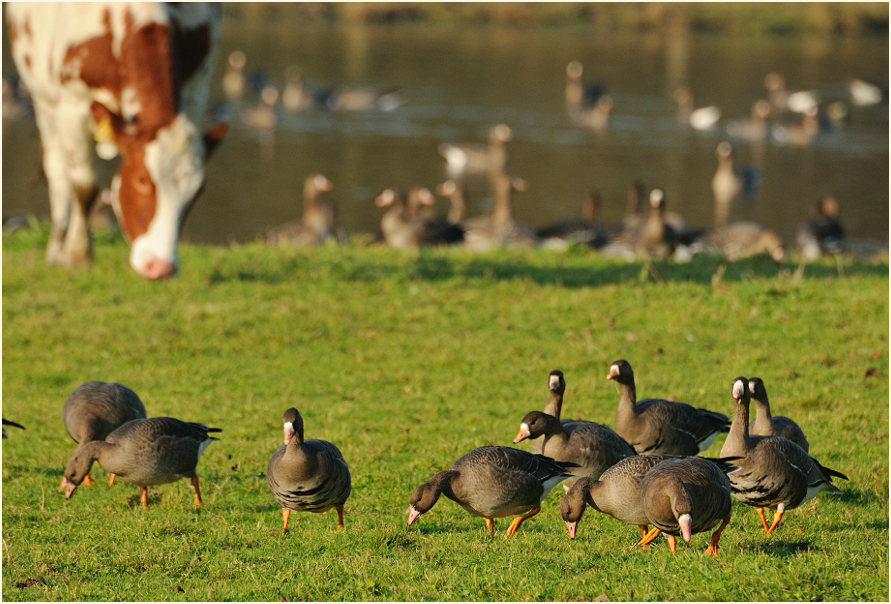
[608,365,619,379]
[732,380,746,399]
[519,423,531,437]
[549,375,561,389]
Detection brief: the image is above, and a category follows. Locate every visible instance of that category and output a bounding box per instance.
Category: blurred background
[3,2,888,248]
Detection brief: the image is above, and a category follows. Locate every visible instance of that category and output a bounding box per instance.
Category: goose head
[606,359,634,385]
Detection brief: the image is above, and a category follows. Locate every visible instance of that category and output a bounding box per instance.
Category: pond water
[3,21,889,248]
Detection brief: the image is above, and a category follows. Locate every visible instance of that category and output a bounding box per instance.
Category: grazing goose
[265,173,339,247]
[536,190,609,249]
[407,445,573,536]
[3,418,25,438]
[438,123,513,176]
[60,417,220,507]
[376,187,463,250]
[513,411,634,490]
[60,381,147,488]
[747,377,809,452]
[267,408,351,531]
[696,221,786,262]
[462,174,537,251]
[719,377,847,536]
[673,86,720,131]
[638,456,733,555]
[796,195,845,260]
[607,360,730,456]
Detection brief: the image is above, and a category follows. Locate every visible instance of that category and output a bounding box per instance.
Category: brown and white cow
[6,3,225,279]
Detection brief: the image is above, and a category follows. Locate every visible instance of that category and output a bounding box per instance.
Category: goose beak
[565,520,578,539]
[607,366,619,380]
[283,422,294,445]
[679,513,692,542]
[61,478,78,500]
[513,427,530,443]
[407,506,421,526]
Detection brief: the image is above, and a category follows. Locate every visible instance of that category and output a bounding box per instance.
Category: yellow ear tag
[93,118,119,160]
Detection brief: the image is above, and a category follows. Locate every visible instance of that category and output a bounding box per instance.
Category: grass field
[2,225,888,601]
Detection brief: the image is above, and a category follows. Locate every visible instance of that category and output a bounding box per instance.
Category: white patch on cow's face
[128,114,205,277]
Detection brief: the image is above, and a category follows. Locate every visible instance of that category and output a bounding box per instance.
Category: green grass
[2,225,888,601]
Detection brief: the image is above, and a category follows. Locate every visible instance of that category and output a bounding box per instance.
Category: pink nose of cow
[141,258,177,280]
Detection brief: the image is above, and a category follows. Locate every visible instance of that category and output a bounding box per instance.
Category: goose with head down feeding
[60,417,220,507]
[607,359,730,456]
[60,381,147,488]
[747,377,809,452]
[267,407,352,531]
[719,377,847,536]
[407,445,573,536]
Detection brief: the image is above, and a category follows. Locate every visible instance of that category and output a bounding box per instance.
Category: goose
[569,95,613,131]
[265,173,339,247]
[525,370,585,456]
[462,174,537,251]
[438,123,512,176]
[602,189,678,260]
[60,417,220,507]
[2,418,25,438]
[725,99,771,143]
[407,445,573,536]
[536,190,609,249]
[848,77,884,107]
[222,50,246,102]
[719,377,847,536]
[513,410,635,490]
[796,195,844,260]
[673,87,720,131]
[764,72,819,115]
[711,141,742,209]
[281,66,330,112]
[637,456,733,555]
[326,84,404,112]
[376,187,463,250]
[607,359,730,456]
[60,381,146,488]
[771,106,819,147]
[435,179,469,224]
[242,84,279,131]
[564,60,608,114]
[267,407,351,531]
[747,377,809,452]
[696,221,785,262]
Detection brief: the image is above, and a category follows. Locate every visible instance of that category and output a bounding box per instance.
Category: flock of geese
[223,51,882,262]
[12,359,847,557]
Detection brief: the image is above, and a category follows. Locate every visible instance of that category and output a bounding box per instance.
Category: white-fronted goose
[60,417,220,507]
[564,60,608,115]
[376,187,463,250]
[281,66,328,113]
[61,381,147,488]
[673,86,720,131]
[438,123,512,176]
[797,195,845,260]
[514,411,634,490]
[638,456,733,555]
[462,174,537,251]
[569,95,613,131]
[3,418,25,438]
[536,190,608,249]
[747,377,809,452]
[711,141,742,209]
[608,359,730,456]
[697,221,786,262]
[326,84,404,112]
[436,179,469,224]
[407,445,573,536]
[265,173,339,247]
[222,50,246,102]
[603,189,678,260]
[242,84,279,131]
[719,377,847,536]
[764,72,819,115]
[267,407,351,531]
[527,370,582,455]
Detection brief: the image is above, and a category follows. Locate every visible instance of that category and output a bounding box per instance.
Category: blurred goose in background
[695,221,786,262]
[673,86,720,131]
[60,381,147,488]
[267,407,352,530]
[436,179,469,224]
[603,188,678,260]
[61,417,220,507]
[242,84,279,131]
[513,410,635,490]
[376,187,463,250]
[725,99,771,143]
[848,77,885,107]
[281,66,328,112]
[720,377,847,537]
[771,106,819,146]
[536,189,609,250]
[2,418,25,438]
[222,50,247,102]
[326,83,404,112]
[407,445,574,536]
[265,173,340,247]
[462,173,537,251]
[607,359,730,456]
[796,195,844,259]
[638,456,733,555]
[438,123,513,176]
[569,94,613,131]
[764,71,819,115]
[711,142,760,220]
[747,377,809,452]
[564,60,609,114]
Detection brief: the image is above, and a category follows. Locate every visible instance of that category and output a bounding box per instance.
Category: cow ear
[203,123,227,158]
[90,102,125,159]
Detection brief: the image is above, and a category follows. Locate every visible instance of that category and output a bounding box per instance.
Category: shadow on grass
[746,539,814,556]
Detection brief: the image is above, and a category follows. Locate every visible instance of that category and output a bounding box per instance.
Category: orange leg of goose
[666,534,677,554]
[638,525,650,547]
[108,473,116,487]
[191,475,203,506]
[637,526,661,548]
[82,474,94,486]
[705,515,731,556]
[505,506,541,537]
[484,518,495,535]
[282,509,291,531]
[140,486,148,507]
[336,506,345,529]
[765,509,784,536]
[756,507,771,534]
